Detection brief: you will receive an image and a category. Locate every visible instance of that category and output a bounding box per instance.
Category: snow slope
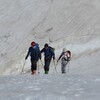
[0,74,100,100]
[0,0,100,74]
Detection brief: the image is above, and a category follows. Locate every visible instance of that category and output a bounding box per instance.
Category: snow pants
[44,58,52,72]
[61,60,68,73]
[31,60,38,72]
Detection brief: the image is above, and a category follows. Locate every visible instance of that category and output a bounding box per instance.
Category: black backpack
[49,46,55,53]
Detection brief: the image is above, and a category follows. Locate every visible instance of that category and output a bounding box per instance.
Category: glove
[53,56,55,60]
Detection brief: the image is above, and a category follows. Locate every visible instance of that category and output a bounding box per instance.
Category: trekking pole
[37,61,40,74]
[67,61,69,73]
[53,60,58,74]
[40,59,44,68]
[21,60,26,74]
[53,64,58,74]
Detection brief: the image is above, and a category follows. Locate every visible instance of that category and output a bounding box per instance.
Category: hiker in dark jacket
[25,41,41,75]
[41,43,55,74]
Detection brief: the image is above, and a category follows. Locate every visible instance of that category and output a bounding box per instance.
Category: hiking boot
[31,70,36,75]
[45,70,48,74]
[62,71,66,74]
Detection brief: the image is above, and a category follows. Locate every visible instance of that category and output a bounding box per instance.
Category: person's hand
[53,56,55,60]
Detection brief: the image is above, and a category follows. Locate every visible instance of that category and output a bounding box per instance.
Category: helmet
[63,48,67,52]
[44,43,48,48]
[31,41,35,47]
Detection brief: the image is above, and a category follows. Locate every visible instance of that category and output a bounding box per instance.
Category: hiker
[57,48,71,73]
[41,43,55,74]
[25,41,41,75]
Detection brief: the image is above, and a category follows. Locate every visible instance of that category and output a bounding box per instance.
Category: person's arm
[41,48,45,53]
[57,52,63,62]
[25,47,31,60]
[49,48,55,60]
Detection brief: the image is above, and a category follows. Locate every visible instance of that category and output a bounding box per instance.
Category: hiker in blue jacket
[25,41,41,75]
[41,43,55,74]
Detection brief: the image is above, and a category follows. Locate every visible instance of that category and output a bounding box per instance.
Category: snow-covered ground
[0,74,100,100]
[0,0,100,99]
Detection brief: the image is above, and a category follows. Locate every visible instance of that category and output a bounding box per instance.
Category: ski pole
[21,60,26,74]
[67,61,69,73]
[53,60,58,74]
[40,59,44,68]
[53,65,57,74]
[37,61,40,74]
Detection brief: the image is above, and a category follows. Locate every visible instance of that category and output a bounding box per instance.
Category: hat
[31,41,35,47]
[44,43,48,48]
[63,48,67,52]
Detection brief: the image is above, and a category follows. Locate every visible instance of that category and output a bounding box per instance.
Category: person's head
[44,43,49,49]
[63,48,67,52]
[31,41,35,47]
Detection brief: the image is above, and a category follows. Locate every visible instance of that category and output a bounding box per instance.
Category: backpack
[62,50,71,61]
[34,43,39,49]
[45,46,55,59]
[67,50,71,61]
[49,46,55,53]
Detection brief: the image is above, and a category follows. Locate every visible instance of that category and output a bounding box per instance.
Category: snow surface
[0,0,100,99]
[0,74,100,100]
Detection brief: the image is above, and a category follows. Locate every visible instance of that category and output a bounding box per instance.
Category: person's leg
[44,59,51,74]
[61,61,67,73]
[31,61,33,74]
[31,60,37,75]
